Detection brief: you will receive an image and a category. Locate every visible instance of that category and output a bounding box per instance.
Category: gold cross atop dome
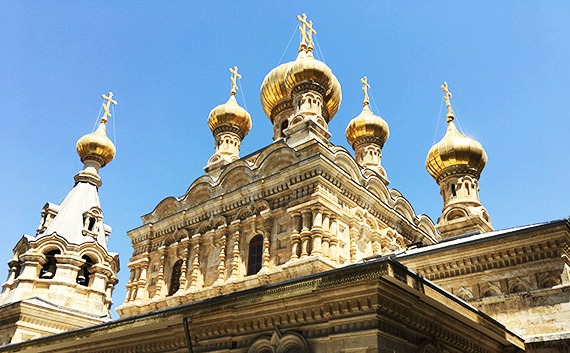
[229,66,241,95]
[297,13,316,51]
[441,82,454,120]
[361,76,370,106]
[101,92,117,123]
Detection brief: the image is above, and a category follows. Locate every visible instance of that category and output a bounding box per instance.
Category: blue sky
[2,2,569,318]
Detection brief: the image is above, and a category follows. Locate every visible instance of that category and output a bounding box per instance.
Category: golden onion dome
[76,121,116,166]
[208,93,252,138]
[284,51,341,122]
[260,61,294,121]
[426,117,487,180]
[345,104,389,148]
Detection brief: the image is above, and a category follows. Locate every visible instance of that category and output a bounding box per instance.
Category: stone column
[300,210,312,258]
[322,212,331,258]
[135,260,148,302]
[152,247,166,300]
[290,212,302,260]
[229,221,241,280]
[310,207,323,256]
[177,239,189,293]
[261,219,272,272]
[349,226,358,263]
[329,216,338,263]
[189,234,201,289]
[216,227,227,283]
[124,267,136,303]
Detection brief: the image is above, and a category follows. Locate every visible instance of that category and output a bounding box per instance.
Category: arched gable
[182,182,213,208]
[332,152,361,182]
[33,234,68,255]
[77,242,110,265]
[219,166,252,194]
[416,215,438,243]
[257,148,297,178]
[394,198,415,223]
[366,178,390,203]
[150,197,179,222]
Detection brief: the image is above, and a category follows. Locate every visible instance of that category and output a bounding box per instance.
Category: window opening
[451,184,456,197]
[248,235,264,275]
[281,120,288,137]
[169,260,183,296]
[88,217,96,231]
[40,250,60,279]
[77,255,93,286]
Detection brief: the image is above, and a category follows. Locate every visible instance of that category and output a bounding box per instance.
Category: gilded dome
[345,104,389,148]
[76,121,116,166]
[260,61,294,121]
[283,51,341,122]
[208,94,252,138]
[426,118,487,180]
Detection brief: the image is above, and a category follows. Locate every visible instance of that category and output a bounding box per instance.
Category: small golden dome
[345,104,389,148]
[76,121,116,166]
[208,94,252,138]
[260,61,294,122]
[426,117,487,180]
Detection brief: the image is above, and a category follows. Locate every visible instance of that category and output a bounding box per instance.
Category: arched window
[40,250,60,279]
[248,235,263,276]
[77,255,94,286]
[169,260,183,296]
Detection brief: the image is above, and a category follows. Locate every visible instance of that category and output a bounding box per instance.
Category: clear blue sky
[2,2,569,318]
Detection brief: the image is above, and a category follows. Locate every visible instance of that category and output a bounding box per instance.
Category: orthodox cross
[441,82,454,117]
[361,76,370,105]
[297,13,309,45]
[101,92,117,123]
[229,66,241,94]
[305,20,316,49]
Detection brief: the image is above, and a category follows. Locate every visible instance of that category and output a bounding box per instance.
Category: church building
[1,14,568,353]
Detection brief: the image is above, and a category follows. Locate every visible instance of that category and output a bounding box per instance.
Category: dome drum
[352,135,387,150]
[270,98,293,123]
[434,164,482,184]
[212,123,247,141]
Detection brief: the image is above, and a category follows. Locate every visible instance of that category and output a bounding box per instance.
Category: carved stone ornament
[248,327,309,353]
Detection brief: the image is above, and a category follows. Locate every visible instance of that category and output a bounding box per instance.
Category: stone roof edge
[1,258,523,352]
[395,218,570,260]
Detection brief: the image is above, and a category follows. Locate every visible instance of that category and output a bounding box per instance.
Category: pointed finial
[101,92,117,124]
[441,82,454,121]
[297,13,316,52]
[361,77,370,106]
[229,66,241,95]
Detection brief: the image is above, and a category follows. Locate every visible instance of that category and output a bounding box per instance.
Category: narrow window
[248,235,264,275]
[451,184,456,197]
[169,260,183,296]
[88,217,96,231]
[281,120,288,137]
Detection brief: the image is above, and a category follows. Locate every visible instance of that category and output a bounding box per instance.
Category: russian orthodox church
[1,14,568,353]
